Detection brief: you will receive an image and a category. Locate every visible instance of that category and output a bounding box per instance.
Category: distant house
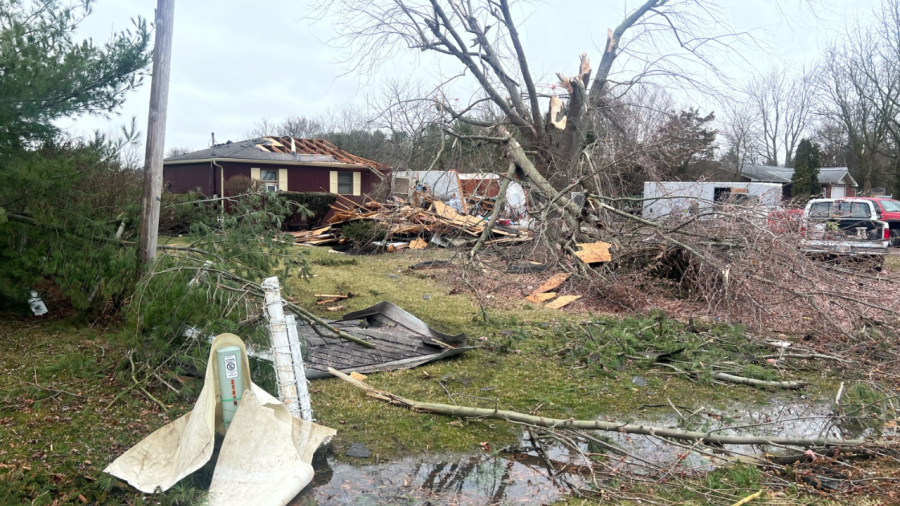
[740,165,858,199]
[163,137,390,202]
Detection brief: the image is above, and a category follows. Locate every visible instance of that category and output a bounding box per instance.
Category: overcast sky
[59,0,875,155]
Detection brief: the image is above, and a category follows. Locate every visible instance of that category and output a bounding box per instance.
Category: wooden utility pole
[139,0,176,264]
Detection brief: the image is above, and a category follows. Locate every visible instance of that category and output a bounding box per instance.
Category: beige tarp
[104,334,335,505]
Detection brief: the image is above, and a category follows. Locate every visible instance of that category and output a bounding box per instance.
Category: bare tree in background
[819,33,895,194]
[811,117,850,168]
[719,101,760,176]
[165,146,193,158]
[310,0,748,238]
[746,65,815,167]
[845,0,900,194]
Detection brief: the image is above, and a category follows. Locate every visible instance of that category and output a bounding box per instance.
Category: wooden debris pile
[523,243,611,310]
[315,292,353,312]
[289,194,532,249]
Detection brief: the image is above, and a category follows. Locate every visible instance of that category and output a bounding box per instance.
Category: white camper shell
[642,182,783,220]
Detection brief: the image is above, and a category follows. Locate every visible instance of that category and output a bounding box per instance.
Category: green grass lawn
[0,243,885,505]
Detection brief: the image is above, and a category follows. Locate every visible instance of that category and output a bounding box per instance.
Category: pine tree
[0,1,151,309]
[791,139,823,198]
[0,1,151,151]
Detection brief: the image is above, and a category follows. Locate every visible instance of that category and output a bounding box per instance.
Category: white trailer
[642,181,783,220]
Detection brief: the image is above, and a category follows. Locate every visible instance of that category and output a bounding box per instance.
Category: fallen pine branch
[713,372,806,390]
[328,367,876,448]
[160,265,376,349]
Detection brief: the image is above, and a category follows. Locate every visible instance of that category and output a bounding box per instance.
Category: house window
[337,172,353,194]
[260,169,278,192]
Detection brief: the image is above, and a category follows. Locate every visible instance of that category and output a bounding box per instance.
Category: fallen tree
[328,367,886,450]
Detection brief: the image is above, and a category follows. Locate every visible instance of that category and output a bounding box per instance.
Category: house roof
[741,165,858,186]
[164,137,390,172]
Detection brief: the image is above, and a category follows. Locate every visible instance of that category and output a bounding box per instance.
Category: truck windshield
[879,199,900,212]
[808,202,831,218]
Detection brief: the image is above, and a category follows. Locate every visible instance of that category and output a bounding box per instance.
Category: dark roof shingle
[164,137,390,171]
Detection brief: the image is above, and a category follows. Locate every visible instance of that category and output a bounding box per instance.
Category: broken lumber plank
[574,241,612,263]
[314,293,353,299]
[431,200,483,227]
[528,273,571,297]
[316,298,341,305]
[525,292,557,303]
[326,305,346,312]
[546,295,581,309]
[409,238,427,250]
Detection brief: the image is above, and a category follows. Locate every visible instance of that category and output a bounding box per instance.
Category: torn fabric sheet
[104,333,335,505]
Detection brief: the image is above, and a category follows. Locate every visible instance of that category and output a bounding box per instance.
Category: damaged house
[163,136,390,205]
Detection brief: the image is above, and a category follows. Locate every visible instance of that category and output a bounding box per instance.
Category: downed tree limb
[729,491,762,506]
[327,367,869,448]
[470,160,516,258]
[713,372,806,390]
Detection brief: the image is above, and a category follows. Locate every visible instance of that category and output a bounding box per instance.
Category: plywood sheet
[574,242,612,263]
[409,238,428,250]
[528,273,571,296]
[525,292,557,303]
[546,295,581,309]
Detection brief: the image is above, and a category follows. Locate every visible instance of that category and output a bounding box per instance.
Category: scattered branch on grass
[713,372,805,390]
[328,367,884,449]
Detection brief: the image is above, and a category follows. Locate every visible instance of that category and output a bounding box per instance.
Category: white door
[831,185,846,198]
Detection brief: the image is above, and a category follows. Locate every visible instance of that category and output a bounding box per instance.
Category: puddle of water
[290,451,583,506]
[285,398,877,505]
[596,398,878,474]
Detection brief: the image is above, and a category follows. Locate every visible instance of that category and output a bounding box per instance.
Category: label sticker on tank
[224,354,239,379]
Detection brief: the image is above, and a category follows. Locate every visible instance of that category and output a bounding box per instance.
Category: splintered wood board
[526,292,557,303]
[432,200,483,227]
[574,241,612,263]
[528,273,571,296]
[546,295,581,309]
[409,238,428,250]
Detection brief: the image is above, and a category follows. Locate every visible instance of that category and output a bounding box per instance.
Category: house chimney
[210,132,216,156]
[291,137,296,153]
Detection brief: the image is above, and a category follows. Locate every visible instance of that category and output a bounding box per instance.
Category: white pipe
[261,277,300,417]
[285,315,313,421]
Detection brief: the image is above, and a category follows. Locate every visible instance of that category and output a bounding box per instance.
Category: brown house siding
[164,161,388,227]
[163,162,216,195]
[164,162,386,198]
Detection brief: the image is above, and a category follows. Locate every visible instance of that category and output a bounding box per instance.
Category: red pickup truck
[856,197,900,246]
